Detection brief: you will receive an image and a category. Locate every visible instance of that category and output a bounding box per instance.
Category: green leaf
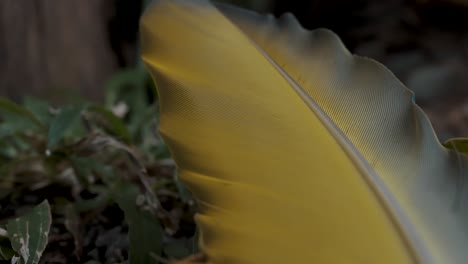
[87,105,132,144]
[130,104,158,144]
[444,138,468,154]
[105,67,148,109]
[173,171,192,203]
[112,183,162,264]
[47,104,88,149]
[191,227,200,254]
[68,155,116,185]
[163,238,193,259]
[69,156,115,186]
[23,97,53,126]
[104,67,155,142]
[7,200,52,264]
[0,235,15,261]
[0,244,15,260]
[68,156,94,186]
[0,98,44,130]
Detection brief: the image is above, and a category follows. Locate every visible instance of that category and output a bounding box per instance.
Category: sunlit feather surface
[141,1,468,263]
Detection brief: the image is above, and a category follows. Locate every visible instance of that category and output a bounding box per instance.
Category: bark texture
[0,0,117,102]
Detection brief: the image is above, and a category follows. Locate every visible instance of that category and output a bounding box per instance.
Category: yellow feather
[141,1,468,263]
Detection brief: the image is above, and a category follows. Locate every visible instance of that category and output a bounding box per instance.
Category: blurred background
[1,0,468,138]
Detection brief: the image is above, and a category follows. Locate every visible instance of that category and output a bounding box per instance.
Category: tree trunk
[0,0,117,103]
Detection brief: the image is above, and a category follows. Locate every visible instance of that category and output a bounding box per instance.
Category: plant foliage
[0,67,197,263]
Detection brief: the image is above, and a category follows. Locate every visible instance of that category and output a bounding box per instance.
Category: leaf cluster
[0,67,197,264]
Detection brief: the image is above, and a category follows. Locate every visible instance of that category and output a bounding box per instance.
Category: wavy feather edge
[141,1,468,263]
